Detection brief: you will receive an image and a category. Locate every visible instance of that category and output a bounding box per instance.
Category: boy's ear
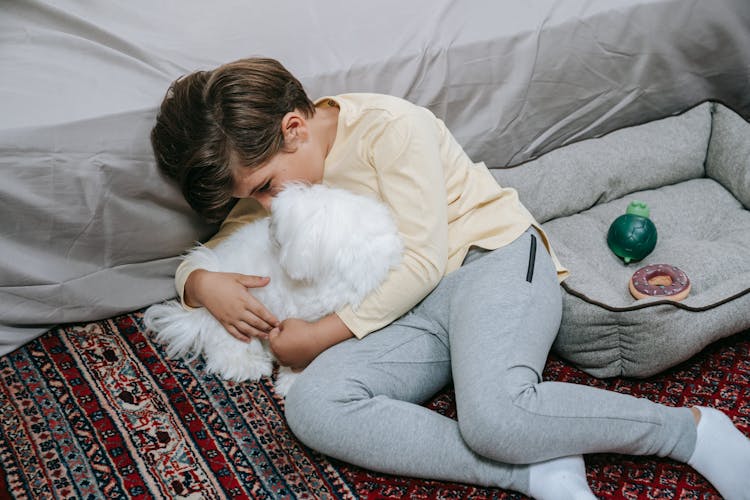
[281,111,307,145]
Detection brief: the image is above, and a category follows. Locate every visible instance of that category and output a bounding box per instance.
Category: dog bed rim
[561,281,750,313]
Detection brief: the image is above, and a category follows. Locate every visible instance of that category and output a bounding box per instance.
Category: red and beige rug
[1,311,747,499]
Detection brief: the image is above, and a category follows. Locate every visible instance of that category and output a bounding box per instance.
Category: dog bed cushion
[492,102,750,378]
[547,179,750,378]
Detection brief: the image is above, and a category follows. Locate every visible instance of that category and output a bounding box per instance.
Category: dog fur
[144,183,402,396]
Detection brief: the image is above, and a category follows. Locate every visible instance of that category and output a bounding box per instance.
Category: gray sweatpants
[285,227,697,495]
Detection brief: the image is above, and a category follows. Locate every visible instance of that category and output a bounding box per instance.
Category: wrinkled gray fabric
[492,103,712,224]
[0,109,215,341]
[2,0,750,353]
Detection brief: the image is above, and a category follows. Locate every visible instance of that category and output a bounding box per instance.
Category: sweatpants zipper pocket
[526,234,537,283]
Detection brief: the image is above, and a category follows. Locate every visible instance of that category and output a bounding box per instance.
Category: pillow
[491,103,711,223]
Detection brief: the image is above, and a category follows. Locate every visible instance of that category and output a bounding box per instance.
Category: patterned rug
[1,311,747,499]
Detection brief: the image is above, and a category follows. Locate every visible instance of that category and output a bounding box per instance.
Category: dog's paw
[208,358,274,382]
[204,346,274,382]
[274,367,300,398]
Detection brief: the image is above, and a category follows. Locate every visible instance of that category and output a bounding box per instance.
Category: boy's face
[230,108,334,211]
[230,141,324,211]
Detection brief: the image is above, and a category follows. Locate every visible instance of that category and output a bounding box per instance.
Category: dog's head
[270,183,403,302]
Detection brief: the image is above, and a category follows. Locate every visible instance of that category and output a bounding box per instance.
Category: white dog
[144,183,402,396]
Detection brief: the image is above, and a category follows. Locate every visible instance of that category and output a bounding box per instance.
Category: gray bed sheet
[1,0,749,354]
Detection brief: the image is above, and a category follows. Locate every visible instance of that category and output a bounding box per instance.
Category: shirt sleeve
[174,198,267,308]
[336,108,450,337]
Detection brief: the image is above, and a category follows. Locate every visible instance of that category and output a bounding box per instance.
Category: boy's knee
[284,374,329,447]
[457,390,540,464]
[284,370,368,454]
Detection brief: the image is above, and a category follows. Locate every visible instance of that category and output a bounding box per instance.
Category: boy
[151,57,750,499]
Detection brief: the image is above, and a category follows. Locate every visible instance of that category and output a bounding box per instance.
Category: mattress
[1,0,749,353]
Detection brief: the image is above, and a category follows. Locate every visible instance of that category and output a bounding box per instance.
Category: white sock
[687,407,750,499]
[527,455,597,500]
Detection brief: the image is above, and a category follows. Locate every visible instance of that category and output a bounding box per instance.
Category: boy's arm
[336,107,450,338]
[175,199,280,341]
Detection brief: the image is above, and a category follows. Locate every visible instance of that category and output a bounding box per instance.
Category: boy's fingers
[268,328,282,358]
[240,311,273,334]
[239,321,269,340]
[245,299,279,328]
[269,327,280,339]
[232,320,269,340]
[225,325,251,343]
[237,274,271,289]
[235,278,279,328]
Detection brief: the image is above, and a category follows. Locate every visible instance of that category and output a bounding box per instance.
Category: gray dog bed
[492,102,750,378]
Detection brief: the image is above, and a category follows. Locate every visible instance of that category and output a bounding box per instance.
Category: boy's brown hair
[151,58,315,222]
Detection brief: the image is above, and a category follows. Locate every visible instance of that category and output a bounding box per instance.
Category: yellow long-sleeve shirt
[175,93,567,338]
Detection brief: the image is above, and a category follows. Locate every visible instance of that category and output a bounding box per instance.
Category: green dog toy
[607,200,657,264]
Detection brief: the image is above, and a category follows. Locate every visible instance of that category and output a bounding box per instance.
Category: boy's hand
[185,269,279,342]
[269,314,355,369]
[268,318,319,369]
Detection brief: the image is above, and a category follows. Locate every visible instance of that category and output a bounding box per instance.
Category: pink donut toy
[629,264,691,301]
